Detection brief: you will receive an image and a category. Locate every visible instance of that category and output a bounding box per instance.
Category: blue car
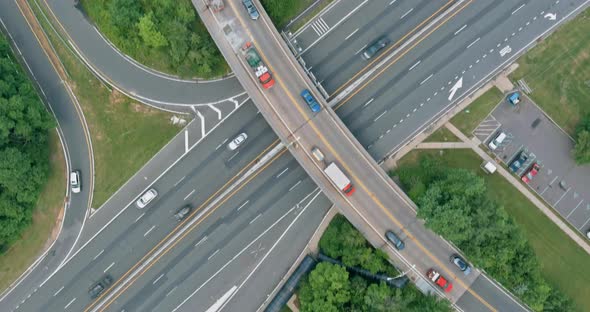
[301,89,321,112]
[242,0,259,20]
[509,152,528,173]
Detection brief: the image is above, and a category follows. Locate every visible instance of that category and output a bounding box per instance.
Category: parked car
[242,0,259,20]
[228,133,248,150]
[450,254,472,275]
[301,89,321,112]
[488,132,507,150]
[587,229,590,239]
[521,163,540,183]
[426,269,453,292]
[362,37,389,60]
[70,170,81,193]
[136,188,158,209]
[509,152,528,173]
[385,231,405,250]
[88,275,113,299]
[175,205,191,221]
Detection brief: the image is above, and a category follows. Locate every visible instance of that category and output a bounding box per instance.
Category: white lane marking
[549,175,559,185]
[512,3,525,15]
[400,7,414,19]
[420,74,433,85]
[197,110,206,137]
[289,180,302,192]
[363,98,374,108]
[466,37,480,49]
[249,214,262,225]
[205,286,237,312]
[53,286,64,297]
[93,250,104,261]
[134,213,145,223]
[408,60,421,71]
[276,167,289,179]
[166,286,177,297]
[184,189,196,201]
[144,225,156,237]
[208,249,220,261]
[566,199,584,218]
[454,24,467,35]
[195,236,208,247]
[208,104,222,120]
[174,176,186,186]
[237,200,249,211]
[553,188,570,206]
[354,44,368,55]
[64,297,76,309]
[580,215,590,229]
[153,274,165,285]
[345,28,359,40]
[374,110,387,122]
[104,262,115,273]
[227,151,240,162]
[389,0,397,5]
[184,130,189,153]
[215,138,229,150]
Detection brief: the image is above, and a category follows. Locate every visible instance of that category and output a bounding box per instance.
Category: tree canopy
[574,114,590,164]
[0,35,54,251]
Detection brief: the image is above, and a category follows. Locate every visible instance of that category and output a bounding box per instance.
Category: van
[488,132,506,150]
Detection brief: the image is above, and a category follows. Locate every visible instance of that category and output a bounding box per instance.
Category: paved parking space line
[566,199,584,219]
[539,185,550,195]
[548,175,559,186]
[553,188,571,207]
[580,215,590,230]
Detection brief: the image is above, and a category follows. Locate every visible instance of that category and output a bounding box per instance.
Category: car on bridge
[242,0,259,20]
[450,254,472,275]
[427,269,453,292]
[301,89,321,112]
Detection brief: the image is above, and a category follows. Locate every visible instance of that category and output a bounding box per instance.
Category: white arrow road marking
[448,77,463,101]
[205,286,237,312]
[544,13,557,20]
[499,45,512,57]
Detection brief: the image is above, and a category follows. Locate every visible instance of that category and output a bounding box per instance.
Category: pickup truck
[426,269,453,292]
[242,42,275,89]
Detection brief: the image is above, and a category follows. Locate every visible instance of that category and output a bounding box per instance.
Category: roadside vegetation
[573,114,590,164]
[31,0,183,208]
[0,132,65,292]
[450,87,503,137]
[260,0,316,29]
[297,215,451,312]
[0,33,55,254]
[510,8,590,136]
[395,149,588,311]
[79,0,228,78]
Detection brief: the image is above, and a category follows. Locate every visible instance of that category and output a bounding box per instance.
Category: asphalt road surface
[0,0,92,309]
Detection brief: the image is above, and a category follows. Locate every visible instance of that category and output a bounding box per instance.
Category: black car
[450,254,472,275]
[88,275,113,299]
[385,231,405,250]
[362,37,389,60]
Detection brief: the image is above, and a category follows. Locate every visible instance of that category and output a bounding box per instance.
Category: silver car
[228,133,248,150]
[136,188,158,209]
[175,205,191,221]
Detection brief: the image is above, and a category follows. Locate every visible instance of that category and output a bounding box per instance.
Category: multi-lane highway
[0,0,92,309]
[1,0,589,311]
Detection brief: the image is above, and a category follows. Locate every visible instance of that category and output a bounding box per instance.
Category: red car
[521,163,540,184]
[427,269,453,292]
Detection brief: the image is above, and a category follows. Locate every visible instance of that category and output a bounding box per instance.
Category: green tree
[573,130,590,164]
[137,12,168,48]
[108,0,143,32]
[299,263,351,312]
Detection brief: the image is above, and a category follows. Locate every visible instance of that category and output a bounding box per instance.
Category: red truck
[242,42,275,89]
[427,269,453,292]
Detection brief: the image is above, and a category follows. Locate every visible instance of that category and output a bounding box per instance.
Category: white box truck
[324,163,355,196]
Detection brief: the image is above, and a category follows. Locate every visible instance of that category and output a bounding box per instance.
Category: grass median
[397,149,590,311]
[0,132,65,292]
[424,126,461,142]
[510,8,590,136]
[30,0,184,209]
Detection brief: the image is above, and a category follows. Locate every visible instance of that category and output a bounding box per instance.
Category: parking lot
[477,93,590,237]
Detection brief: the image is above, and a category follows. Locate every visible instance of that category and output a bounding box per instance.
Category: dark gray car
[450,254,472,275]
[88,275,113,299]
[385,231,405,250]
[362,37,389,60]
[175,205,191,221]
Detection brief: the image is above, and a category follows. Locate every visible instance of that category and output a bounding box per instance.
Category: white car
[587,230,590,239]
[70,170,81,193]
[136,188,158,209]
[228,133,248,150]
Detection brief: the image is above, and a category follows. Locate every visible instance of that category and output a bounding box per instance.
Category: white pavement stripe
[184,189,196,201]
[205,286,237,312]
[420,74,433,85]
[310,23,321,36]
[276,167,289,178]
[554,188,571,206]
[153,274,165,285]
[184,130,189,153]
[104,262,115,273]
[208,249,220,261]
[144,225,156,237]
[354,44,368,55]
[134,213,145,223]
[580,215,590,229]
[93,250,104,261]
[174,176,186,186]
[195,236,208,247]
[208,104,222,120]
[374,110,387,122]
[454,24,467,35]
[345,28,359,40]
[566,200,584,218]
[216,138,229,150]
[237,200,249,211]
[363,98,374,107]
[549,175,559,185]
[53,286,64,297]
[197,110,206,137]
[64,298,76,309]
[289,180,302,192]
[400,7,414,19]
[227,151,240,162]
[166,286,177,297]
[512,3,525,15]
[389,0,397,5]
[467,37,480,49]
[408,60,421,71]
[249,214,262,225]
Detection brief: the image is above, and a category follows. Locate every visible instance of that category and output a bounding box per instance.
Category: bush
[0,34,55,251]
[573,114,590,164]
